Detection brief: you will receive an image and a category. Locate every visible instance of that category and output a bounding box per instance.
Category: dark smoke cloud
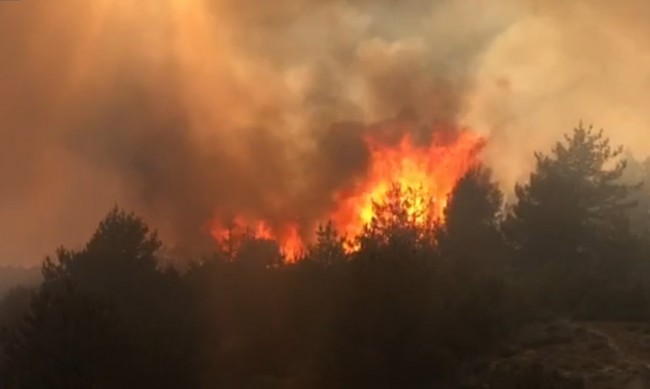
[8,0,618,265]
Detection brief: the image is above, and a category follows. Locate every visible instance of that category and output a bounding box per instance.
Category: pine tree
[506,124,640,316]
[508,124,637,266]
[438,166,505,277]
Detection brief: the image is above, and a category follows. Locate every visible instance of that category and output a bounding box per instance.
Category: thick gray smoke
[1,0,648,265]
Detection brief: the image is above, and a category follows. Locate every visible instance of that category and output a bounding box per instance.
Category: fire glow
[332,129,485,240]
[210,128,485,261]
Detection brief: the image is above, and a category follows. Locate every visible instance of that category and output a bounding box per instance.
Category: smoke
[1,0,648,264]
[464,0,650,190]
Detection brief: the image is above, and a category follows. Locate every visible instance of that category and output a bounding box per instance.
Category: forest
[2,125,650,388]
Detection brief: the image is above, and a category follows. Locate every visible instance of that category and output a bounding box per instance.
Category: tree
[356,183,436,258]
[0,286,33,332]
[1,280,127,389]
[506,124,640,316]
[305,221,347,266]
[508,124,637,266]
[234,234,283,268]
[56,207,161,286]
[438,166,505,277]
[432,166,512,359]
[2,208,199,388]
[323,183,447,387]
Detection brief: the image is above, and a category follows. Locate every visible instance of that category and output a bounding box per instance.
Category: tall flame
[332,129,485,241]
[210,128,485,261]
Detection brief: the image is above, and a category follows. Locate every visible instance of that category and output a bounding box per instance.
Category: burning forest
[6,0,650,388]
[210,125,485,260]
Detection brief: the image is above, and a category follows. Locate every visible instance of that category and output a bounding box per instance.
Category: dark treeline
[2,125,650,388]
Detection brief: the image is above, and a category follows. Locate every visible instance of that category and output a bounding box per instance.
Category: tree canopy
[4,124,650,387]
[508,124,637,265]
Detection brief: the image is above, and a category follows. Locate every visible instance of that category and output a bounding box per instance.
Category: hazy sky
[1,0,650,266]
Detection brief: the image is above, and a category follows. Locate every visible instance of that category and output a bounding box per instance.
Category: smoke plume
[1,0,648,264]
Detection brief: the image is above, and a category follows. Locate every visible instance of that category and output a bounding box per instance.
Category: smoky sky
[1,0,650,265]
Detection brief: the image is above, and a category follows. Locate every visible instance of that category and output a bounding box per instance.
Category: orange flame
[332,129,485,241]
[210,217,303,261]
[210,128,485,262]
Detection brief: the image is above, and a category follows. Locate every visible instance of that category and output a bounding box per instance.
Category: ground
[464,320,650,388]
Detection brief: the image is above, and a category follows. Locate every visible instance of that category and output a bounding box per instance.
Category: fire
[210,216,303,262]
[210,128,485,261]
[332,129,485,241]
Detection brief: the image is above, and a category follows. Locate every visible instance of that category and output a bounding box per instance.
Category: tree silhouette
[1,280,127,389]
[305,221,347,266]
[506,124,640,316]
[356,183,436,259]
[508,125,636,266]
[438,165,505,277]
[2,208,198,388]
[0,286,33,333]
[234,234,283,268]
[6,125,650,387]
